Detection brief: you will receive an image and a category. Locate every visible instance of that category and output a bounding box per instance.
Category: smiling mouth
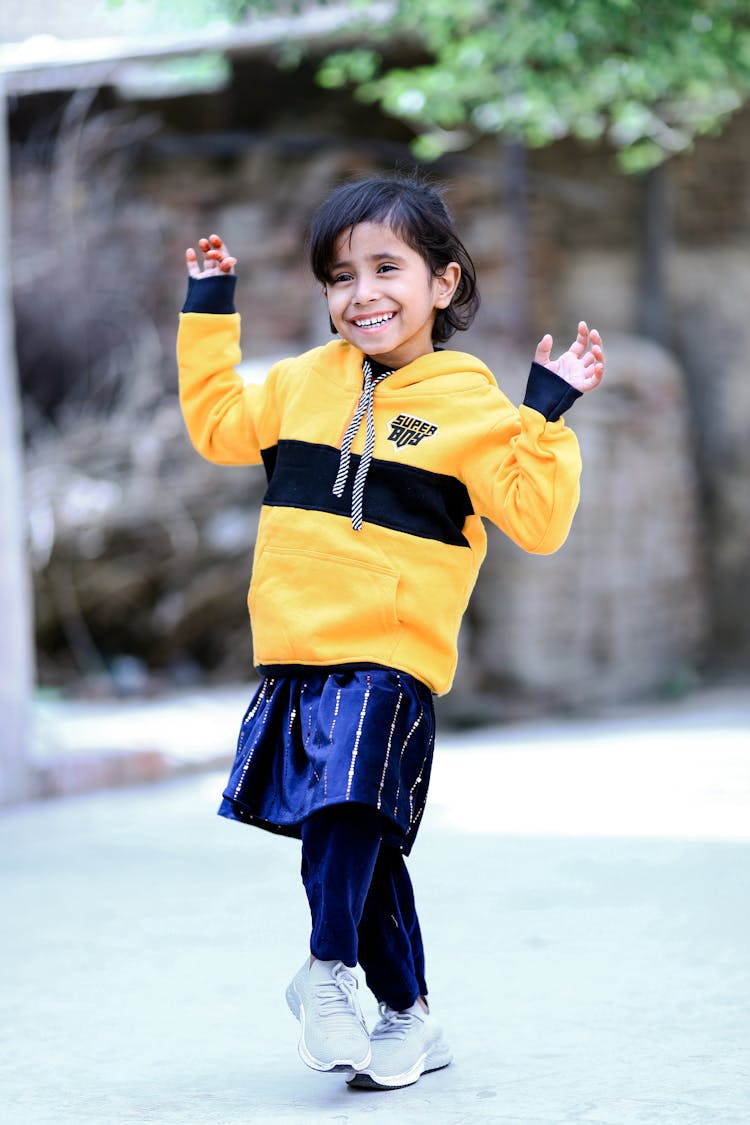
[353,312,395,328]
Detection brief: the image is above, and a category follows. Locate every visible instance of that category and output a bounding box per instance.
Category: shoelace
[314,964,361,1020]
[332,357,392,531]
[371,1001,419,1041]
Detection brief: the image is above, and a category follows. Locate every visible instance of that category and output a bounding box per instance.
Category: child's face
[323,221,460,369]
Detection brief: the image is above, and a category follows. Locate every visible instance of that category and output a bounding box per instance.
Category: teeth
[354,313,394,327]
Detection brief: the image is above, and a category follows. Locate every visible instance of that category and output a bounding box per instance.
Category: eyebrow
[329,251,408,271]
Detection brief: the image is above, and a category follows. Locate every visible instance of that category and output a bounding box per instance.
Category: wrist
[182,274,237,314]
[523,361,582,421]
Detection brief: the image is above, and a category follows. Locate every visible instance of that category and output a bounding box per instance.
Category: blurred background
[2,0,749,804]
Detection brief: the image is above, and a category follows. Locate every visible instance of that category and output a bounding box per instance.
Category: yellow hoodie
[178,281,582,694]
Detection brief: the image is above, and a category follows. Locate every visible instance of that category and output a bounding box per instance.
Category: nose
[352,273,380,305]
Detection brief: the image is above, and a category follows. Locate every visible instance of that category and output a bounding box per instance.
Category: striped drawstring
[332,357,392,531]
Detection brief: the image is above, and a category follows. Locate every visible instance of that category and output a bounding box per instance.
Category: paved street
[2,690,749,1124]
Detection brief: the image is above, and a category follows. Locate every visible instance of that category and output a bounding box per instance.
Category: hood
[311,339,497,397]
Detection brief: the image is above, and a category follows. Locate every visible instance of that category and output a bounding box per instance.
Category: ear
[434,262,461,309]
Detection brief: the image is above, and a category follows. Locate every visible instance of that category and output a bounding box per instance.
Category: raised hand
[534,321,604,393]
[185,233,237,278]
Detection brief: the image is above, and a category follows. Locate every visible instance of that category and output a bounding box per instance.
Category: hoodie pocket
[248,546,400,664]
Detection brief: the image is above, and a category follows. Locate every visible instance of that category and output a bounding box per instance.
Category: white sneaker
[347,1000,452,1089]
[286,958,372,1073]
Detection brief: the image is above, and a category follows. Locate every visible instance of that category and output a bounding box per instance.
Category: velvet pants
[300,804,427,1012]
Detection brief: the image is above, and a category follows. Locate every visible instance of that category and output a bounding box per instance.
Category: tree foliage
[318,0,750,171]
[113,0,750,169]
[194,0,750,171]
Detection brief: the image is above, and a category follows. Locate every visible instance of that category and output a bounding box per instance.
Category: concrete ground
[2,688,749,1124]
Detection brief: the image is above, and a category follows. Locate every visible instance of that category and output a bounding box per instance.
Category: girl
[177,172,603,1090]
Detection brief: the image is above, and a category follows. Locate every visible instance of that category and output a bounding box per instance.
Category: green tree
[192,0,750,172]
[316,0,750,172]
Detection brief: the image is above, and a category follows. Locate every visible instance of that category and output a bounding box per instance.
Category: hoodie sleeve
[462,370,582,555]
[176,278,281,466]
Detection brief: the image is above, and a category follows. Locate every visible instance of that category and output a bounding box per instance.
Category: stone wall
[524,110,750,672]
[458,335,707,718]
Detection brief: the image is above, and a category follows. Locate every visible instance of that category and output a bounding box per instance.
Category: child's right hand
[185,234,237,278]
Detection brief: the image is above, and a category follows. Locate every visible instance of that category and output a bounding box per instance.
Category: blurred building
[3,3,748,711]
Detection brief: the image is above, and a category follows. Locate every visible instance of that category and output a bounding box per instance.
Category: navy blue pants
[300,804,427,1012]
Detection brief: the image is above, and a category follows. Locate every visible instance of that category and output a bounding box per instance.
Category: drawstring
[332,357,392,531]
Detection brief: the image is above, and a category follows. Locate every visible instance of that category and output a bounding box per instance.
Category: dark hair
[307,171,480,344]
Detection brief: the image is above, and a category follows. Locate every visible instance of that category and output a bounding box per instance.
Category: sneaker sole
[346,1042,453,1090]
[286,980,372,1074]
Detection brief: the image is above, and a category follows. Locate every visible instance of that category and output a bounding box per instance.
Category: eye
[377,263,397,274]
[329,271,353,284]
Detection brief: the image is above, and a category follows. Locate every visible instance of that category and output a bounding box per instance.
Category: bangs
[309,188,429,284]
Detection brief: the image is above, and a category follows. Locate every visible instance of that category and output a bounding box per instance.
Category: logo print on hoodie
[387,414,438,450]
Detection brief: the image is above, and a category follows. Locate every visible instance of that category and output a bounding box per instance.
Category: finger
[582,343,604,364]
[219,257,237,273]
[198,237,211,252]
[206,245,232,264]
[186,248,201,278]
[534,333,553,365]
[586,359,604,387]
[209,233,230,256]
[570,321,589,358]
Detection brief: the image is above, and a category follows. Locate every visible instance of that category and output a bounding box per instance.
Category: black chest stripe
[260,440,473,547]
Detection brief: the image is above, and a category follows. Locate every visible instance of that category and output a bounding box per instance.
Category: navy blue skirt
[218,668,435,854]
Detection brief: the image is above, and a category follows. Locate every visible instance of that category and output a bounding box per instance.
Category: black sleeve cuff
[181,275,237,314]
[523,361,582,421]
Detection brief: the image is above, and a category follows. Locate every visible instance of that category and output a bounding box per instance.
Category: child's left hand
[534,322,604,393]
